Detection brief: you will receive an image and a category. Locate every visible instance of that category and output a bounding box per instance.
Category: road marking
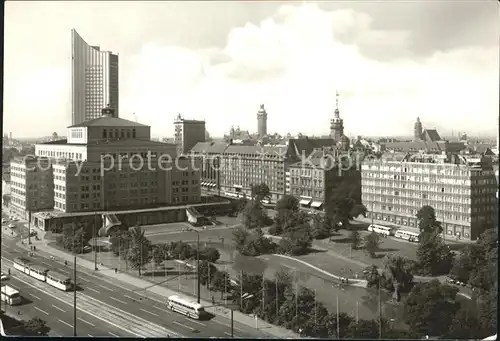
[153,305,170,313]
[79,277,90,282]
[109,296,127,304]
[52,304,66,313]
[123,294,134,300]
[2,250,10,254]
[188,319,206,327]
[58,268,70,275]
[140,308,159,317]
[212,319,245,333]
[172,321,196,331]
[34,306,49,315]
[98,284,112,290]
[78,317,95,327]
[109,332,119,337]
[58,319,72,328]
[30,293,41,300]
[40,261,51,267]
[225,332,239,337]
[87,287,101,294]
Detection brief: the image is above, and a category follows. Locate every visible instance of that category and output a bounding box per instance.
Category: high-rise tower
[71,29,119,126]
[330,92,344,142]
[414,117,423,141]
[257,104,268,138]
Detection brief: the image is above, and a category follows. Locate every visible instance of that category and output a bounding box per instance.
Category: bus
[395,229,420,243]
[367,224,394,237]
[1,285,22,305]
[46,271,72,291]
[167,295,206,319]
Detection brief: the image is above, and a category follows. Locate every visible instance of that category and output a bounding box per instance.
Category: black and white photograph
[1,1,498,339]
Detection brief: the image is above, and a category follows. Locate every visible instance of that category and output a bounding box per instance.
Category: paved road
[1,237,269,338]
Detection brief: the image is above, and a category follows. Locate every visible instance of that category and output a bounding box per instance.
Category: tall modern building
[71,29,119,126]
[173,114,206,155]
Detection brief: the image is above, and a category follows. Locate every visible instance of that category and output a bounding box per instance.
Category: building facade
[173,114,206,155]
[361,153,497,241]
[10,108,201,218]
[10,157,54,219]
[71,29,119,125]
[257,104,268,138]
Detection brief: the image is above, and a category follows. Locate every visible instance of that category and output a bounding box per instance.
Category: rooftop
[190,141,229,154]
[38,138,176,148]
[68,116,148,128]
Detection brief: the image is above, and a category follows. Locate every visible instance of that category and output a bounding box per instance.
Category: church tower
[330,91,344,142]
[257,104,268,138]
[414,117,423,141]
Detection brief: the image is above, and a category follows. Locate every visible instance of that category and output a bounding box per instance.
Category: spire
[334,91,340,118]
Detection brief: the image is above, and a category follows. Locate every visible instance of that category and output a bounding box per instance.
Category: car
[8,223,16,228]
[9,216,18,221]
[1,218,6,224]
[29,230,37,237]
[83,245,92,253]
[0,272,8,281]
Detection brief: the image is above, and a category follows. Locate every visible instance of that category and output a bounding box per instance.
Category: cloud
[3,2,498,139]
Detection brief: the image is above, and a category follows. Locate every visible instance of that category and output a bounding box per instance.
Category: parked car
[1,218,7,224]
[0,272,8,280]
[8,223,16,228]
[83,245,92,253]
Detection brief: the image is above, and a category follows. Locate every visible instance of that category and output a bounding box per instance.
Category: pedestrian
[65,260,68,266]
[33,245,36,251]
[212,296,215,305]
[8,268,11,275]
[115,268,117,273]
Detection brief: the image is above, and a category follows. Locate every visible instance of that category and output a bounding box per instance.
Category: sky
[3,1,499,139]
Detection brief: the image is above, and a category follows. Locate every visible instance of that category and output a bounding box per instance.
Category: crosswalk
[6,268,182,338]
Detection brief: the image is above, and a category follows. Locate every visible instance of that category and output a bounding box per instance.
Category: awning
[299,199,311,206]
[310,201,323,208]
[233,184,242,188]
[211,183,217,187]
[201,182,206,186]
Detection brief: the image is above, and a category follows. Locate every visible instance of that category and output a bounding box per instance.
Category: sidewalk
[19,236,299,339]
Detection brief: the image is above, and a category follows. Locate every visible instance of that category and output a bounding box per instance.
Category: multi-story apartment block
[190,137,338,204]
[190,142,228,195]
[10,157,54,219]
[10,107,201,219]
[174,114,206,155]
[361,153,497,241]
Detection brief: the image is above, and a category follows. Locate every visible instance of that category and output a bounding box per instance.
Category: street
[1,235,270,338]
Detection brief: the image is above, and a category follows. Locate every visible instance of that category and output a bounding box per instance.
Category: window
[132,129,136,138]
[103,129,107,138]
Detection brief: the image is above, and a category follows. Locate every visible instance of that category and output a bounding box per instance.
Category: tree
[211,270,231,299]
[278,223,312,256]
[445,301,481,339]
[152,243,170,266]
[416,205,442,236]
[274,195,302,235]
[60,223,92,254]
[349,230,361,250]
[404,280,460,337]
[350,204,367,219]
[198,260,218,286]
[364,265,381,288]
[310,214,330,240]
[232,226,251,254]
[199,247,220,263]
[251,183,270,203]
[241,200,269,229]
[345,319,379,338]
[168,241,196,260]
[126,226,153,276]
[382,254,414,301]
[416,232,453,276]
[109,230,132,257]
[23,317,50,336]
[363,232,380,258]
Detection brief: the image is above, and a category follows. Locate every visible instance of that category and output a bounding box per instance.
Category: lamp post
[93,214,98,271]
[188,228,201,303]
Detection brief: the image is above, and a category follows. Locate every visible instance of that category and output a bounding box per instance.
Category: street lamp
[187,228,201,304]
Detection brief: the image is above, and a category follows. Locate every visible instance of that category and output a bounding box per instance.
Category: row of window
[102,128,136,139]
[38,149,84,160]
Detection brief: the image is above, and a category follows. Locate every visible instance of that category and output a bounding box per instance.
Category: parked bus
[167,295,206,319]
[46,271,72,291]
[395,229,420,243]
[367,224,394,237]
[1,285,22,305]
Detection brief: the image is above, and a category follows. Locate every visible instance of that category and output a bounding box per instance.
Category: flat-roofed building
[361,153,497,241]
[10,157,54,219]
[190,141,228,195]
[9,107,200,218]
[174,114,206,155]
